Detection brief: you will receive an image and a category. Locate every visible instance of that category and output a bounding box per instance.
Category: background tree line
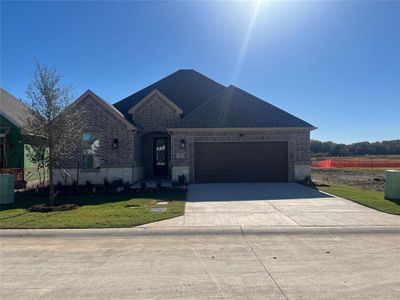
[311,140,400,157]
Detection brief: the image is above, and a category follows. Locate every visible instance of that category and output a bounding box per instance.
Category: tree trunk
[49,162,54,206]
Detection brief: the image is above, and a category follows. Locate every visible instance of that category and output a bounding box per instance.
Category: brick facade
[130,93,181,134]
[169,129,311,183]
[56,90,312,184]
[59,94,135,170]
[129,92,180,178]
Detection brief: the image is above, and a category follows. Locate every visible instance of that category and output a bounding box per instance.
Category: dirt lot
[311,168,399,192]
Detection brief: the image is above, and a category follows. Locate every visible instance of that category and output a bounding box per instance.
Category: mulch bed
[28,204,79,212]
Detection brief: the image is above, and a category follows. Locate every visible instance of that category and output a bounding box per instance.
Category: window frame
[82,132,101,170]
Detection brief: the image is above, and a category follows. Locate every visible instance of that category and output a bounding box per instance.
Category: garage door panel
[194,142,288,183]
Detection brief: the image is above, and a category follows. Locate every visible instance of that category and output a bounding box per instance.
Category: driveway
[144,183,400,227]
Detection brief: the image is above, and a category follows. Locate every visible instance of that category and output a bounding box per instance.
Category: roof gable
[128,89,183,115]
[73,90,135,131]
[0,88,34,129]
[172,85,315,129]
[113,70,225,118]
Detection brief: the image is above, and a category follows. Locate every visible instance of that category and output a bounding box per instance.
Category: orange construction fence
[312,159,400,169]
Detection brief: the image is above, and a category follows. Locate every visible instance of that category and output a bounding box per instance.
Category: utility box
[0,174,15,204]
[384,170,400,200]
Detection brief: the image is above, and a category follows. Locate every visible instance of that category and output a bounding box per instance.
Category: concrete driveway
[145,183,400,227]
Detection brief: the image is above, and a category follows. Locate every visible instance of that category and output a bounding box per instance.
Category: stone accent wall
[60,94,135,170]
[169,129,311,183]
[130,93,181,134]
[53,167,142,185]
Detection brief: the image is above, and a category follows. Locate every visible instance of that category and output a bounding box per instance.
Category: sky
[1,1,399,144]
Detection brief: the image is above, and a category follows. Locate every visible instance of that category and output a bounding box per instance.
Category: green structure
[0,174,15,204]
[0,114,25,169]
[0,88,43,185]
[385,170,400,200]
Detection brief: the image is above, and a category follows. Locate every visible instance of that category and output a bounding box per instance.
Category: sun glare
[232,0,263,83]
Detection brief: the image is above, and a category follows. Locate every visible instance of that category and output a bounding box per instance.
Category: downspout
[131,128,137,184]
[167,129,174,181]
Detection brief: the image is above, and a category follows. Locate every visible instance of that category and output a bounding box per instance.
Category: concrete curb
[1,225,400,238]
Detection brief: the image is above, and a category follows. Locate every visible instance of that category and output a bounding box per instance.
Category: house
[0,88,38,186]
[54,70,315,185]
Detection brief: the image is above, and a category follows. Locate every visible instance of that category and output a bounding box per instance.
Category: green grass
[0,192,185,229]
[318,185,400,215]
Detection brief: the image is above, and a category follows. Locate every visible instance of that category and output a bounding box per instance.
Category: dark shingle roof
[113,69,225,118]
[173,85,314,128]
[0,88,34,128]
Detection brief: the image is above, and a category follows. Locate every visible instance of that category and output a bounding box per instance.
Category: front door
[153,137,168,177]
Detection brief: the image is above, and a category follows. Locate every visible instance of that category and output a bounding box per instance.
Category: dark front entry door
[153,137,168,177]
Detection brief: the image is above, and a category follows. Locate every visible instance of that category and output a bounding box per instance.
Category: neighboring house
[54,70,315,185]
[0,88,38,185]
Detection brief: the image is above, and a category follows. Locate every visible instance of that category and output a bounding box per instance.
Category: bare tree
[23,63,85,205]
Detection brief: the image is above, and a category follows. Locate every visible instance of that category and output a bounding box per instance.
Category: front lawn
[318,185,400,215]
[0,192,185,229]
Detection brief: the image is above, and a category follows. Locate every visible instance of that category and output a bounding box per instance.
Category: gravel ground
[311,168,390,192]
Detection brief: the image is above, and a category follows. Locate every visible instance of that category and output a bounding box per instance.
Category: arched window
[82,133,100,169]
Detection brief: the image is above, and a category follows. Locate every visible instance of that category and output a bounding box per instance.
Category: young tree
[23,63,85,205]
[25,144,48,187]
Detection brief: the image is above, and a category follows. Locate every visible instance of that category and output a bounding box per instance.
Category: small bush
[56,181,63,192]
[141,181,147,191]
[298,175,316,187]
[123,181,131,190]
[178,174,186,186]
[103,178,110,193]
[156,180,162,190]
[171,180,180,187]
[104,178,110,188]
[111,178,123,189]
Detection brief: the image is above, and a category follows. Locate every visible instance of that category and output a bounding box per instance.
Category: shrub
[111,178,123,189]
[123,181,131,191]
[298,175,316,187]
[56,181,63,192]
[103,178,110,193]
[104,178,110,188]
[178,174,186,186]
[141,181,147,191]
[156,180,162,190]
[171,180,180,187]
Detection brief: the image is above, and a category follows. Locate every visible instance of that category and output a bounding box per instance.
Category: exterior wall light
[180,139,186,149]
[112,138,119,149]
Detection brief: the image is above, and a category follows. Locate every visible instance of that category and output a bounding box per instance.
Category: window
[82,133,100,169]
[155,138,166,166]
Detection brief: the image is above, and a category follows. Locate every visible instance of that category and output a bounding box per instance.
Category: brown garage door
[194,142,288,183]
